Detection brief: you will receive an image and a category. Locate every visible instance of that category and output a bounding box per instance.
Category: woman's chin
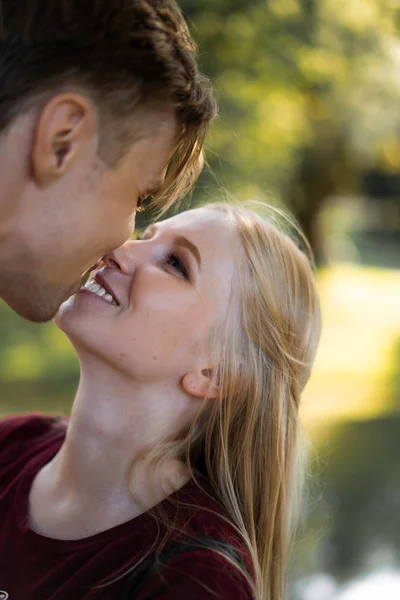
[53,293,81,332]
[54,289,101,324]
[52,293,114,358]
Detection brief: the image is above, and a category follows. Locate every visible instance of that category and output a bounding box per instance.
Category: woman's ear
[182,369,220,399]
[31,93,96,184]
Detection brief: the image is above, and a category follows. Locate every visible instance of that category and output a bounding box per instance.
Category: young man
[0,0,216,323]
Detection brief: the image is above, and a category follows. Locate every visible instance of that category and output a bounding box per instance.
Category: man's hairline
[0,83,179,168]
[1,80,175,135]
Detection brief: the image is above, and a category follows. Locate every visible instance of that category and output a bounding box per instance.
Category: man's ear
[182,369,220,399]
[31,93,97,184]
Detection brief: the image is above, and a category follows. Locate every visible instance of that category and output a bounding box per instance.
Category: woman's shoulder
[174,477,244,544]
[0,412,68,454]
[132,475,253,600]
[136,476,254,599]
[160,476,254,589]
[136,544,253,600]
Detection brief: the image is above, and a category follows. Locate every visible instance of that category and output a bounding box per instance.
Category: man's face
[0,114,177,322]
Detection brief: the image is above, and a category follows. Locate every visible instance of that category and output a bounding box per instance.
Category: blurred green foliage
[175,0,400,260]
[0,304,77,416]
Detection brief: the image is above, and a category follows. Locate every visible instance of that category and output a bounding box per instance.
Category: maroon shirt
[0,414,252,600]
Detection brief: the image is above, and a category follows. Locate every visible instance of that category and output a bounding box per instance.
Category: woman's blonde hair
[102,202,321,599]
[182,202,321,600]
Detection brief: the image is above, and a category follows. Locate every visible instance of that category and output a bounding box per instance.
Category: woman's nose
[102,242,137,275]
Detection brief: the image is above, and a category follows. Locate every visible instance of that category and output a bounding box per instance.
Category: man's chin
[13,303,60,323]
[2,280,80,323]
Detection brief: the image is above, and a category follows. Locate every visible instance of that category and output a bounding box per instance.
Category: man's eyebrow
[174,235,201,271]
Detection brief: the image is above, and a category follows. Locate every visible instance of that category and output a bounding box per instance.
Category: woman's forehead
[160,207,233,240]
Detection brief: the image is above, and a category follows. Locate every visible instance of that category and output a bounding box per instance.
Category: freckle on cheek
[152,356,158,360]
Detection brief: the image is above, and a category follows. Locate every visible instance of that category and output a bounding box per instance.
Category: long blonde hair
[104,202,321,599]
[182,202,321,600]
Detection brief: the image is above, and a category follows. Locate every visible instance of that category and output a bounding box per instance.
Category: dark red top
[0,414,252,600]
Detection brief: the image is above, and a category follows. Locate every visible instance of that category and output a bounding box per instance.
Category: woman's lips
[78,272,120,306]
[94,272,120,305]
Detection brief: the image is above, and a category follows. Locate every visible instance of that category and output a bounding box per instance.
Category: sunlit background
[1,1,400,598]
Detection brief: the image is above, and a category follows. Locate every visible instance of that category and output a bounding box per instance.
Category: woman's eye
[166,252,188,280]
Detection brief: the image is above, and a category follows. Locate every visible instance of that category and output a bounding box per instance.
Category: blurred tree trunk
[286,114,356,264]
[286,0,356,263]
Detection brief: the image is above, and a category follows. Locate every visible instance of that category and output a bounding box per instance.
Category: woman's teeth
[83,280,117,305]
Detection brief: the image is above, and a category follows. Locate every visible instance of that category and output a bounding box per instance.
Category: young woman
[0,203,321,600]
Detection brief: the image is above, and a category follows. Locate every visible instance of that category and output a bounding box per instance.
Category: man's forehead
[128,115,176,194]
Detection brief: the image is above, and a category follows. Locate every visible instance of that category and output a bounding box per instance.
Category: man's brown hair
[0,0,217,209]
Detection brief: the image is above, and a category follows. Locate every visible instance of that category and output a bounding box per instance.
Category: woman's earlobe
[182,370,220,399]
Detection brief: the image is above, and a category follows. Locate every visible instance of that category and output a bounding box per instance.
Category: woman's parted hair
[0,0,217,209]
[186,203,322,600]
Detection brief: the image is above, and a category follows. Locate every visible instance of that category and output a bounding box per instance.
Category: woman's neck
[29,363,190,539]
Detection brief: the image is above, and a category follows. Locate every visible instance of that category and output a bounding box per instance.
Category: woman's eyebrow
[140,226,202,271]
[174,235,201,271]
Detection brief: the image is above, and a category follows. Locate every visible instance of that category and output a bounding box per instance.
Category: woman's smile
[79,270,119,306]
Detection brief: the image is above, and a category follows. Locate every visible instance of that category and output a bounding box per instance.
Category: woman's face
[55,208,238,384]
